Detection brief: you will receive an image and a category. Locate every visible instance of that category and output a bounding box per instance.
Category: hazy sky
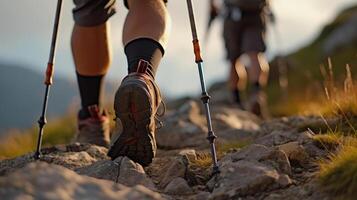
[0,0,356,97]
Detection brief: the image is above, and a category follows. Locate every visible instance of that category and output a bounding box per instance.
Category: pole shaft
[186,0,198,40]
[45,0,63,85]
[48,0,62,65]
[34,0,63,159]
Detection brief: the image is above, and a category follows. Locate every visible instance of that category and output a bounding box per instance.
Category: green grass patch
[189,140,250,170]
[318,137,357,200]
[313,134,342,151]
[0,114,76,159]
[189,151,214,170]
[217,140,251,155]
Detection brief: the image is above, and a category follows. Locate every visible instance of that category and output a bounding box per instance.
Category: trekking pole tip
[212,165,220,175]
[33,151,42,160]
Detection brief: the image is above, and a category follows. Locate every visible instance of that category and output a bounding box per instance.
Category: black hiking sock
[232,89,242,105]
[76,72,104,119]
[252,81,261,93]
[124,38,164,79]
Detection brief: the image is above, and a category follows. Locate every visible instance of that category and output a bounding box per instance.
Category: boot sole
[108,81,156,166]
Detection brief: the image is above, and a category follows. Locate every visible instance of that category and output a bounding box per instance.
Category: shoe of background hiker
[74,105,110,147]
[108,60,163,166]
[249,90,269,119]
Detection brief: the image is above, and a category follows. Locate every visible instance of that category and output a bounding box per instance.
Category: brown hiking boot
[75,105,110,147]
[249,90,269,119]
[108,60,162,166]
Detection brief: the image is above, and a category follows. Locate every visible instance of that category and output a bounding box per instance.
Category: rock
[297,131,314,145]
[207,143,294,199]
[210,106,261,131]
[0,162,163,200]
[230,144,291,175]
[188,192,211,200]
[231,144,271,161]
[255,130,298,146]
[43,151,97,169]
[145,155,189,190]
[156,101,261,149]
[209,160,282,198]
[0,154,33,176]
[260,149,292,175]
[164,177,193,195]
[263,181,332,200]
[0,143,108,176]
[156,101,207,149]
[278,174,293,187]
[159,156,189,188]
[277,142,310,168]
[77,156,156,190]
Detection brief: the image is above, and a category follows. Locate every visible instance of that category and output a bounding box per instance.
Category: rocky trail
[0,98,337,200]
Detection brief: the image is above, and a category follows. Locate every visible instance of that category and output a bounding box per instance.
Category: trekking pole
[186,0,220,175]
[34,0,63,160]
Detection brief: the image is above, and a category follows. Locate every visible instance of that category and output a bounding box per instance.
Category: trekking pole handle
[45,0,63,85]
[186,0,203,63]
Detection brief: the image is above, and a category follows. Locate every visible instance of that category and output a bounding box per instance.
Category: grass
[0,114,76,159]
[318,137,357,200]
[313,133,343,151]
[310,64,357,199]
[189,140,250,169]
[189,151,214,169]
[217,140,251,155]
[270,61,357,117]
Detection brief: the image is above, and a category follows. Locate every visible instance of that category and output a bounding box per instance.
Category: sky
[0,0,356,98]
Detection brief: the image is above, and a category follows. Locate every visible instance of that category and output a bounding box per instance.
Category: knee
[73,0,116,27]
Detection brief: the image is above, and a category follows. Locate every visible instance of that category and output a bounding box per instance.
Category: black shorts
[73,0,167,27]
[223,16,266,62]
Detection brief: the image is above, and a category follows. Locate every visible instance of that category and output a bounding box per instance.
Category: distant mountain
[0,63,77,135]
[269,5,357,90]
[286,5,357,85]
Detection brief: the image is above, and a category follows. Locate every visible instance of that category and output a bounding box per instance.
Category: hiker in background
[71,0,170,166]
[210,0,275,118]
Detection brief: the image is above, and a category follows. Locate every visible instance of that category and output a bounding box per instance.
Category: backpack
[224,0,266,11]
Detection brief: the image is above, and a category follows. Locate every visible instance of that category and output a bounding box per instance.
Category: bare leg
[235,59,248,91]
[71,23,111,76]
[245,52,269,87]
[228,61,239,91]
[123,0,171,47]
[229,58,247,106]
[71,22,112,147]
[245,52,270,117]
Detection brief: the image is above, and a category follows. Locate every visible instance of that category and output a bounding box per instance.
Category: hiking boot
[108,60,162,166]
[248,90,269,119]
[75,105,110,147]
